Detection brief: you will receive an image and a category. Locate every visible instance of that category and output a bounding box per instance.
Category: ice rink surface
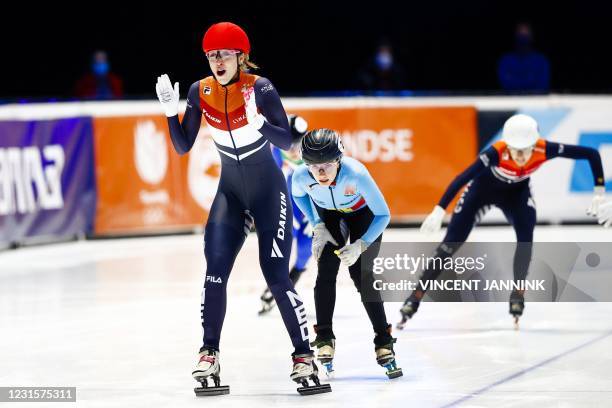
[1,225,611,408]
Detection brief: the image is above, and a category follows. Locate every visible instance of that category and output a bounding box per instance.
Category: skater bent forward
[398,114,606,329]
[292,128,403,379]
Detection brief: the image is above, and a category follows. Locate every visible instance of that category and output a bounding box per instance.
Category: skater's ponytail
[239,53,259,72]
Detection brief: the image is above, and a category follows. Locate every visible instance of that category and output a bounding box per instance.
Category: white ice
[1,226,611,408]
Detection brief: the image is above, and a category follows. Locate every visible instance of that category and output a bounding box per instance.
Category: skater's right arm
[437,146,498,209]
[291,167,321,225]
[421,146,497,234]
[167,82,202,155]
[156,74,202,155]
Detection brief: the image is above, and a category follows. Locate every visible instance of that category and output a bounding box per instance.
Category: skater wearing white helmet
[399,114,607,329]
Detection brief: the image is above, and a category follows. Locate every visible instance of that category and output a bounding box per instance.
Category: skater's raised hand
[420,205,445,234]
[337,239,366,267]
[312,223,338,260]
[156,74,179,117]
[242,86,265,129]
[586,186,606,218]
[598,200,612,228]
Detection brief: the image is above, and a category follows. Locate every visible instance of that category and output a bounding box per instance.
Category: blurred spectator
[497,23,550,93]
[74,50,124,99]
[355,41,407,91]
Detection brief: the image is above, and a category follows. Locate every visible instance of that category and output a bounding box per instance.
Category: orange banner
[92,116,212,235]
[291,106,478,218]
[92,106,477,235]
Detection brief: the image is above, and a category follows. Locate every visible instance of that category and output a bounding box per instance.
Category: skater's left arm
[250,77,292,150]
[336,164,389,266]
[547,141,606,216]
[546,142,605,187]
[356,163,391,245]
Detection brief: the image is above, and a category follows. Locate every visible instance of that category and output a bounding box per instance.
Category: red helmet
[202,22,250,54]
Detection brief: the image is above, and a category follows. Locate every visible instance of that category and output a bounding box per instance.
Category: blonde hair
[240,53,259,71]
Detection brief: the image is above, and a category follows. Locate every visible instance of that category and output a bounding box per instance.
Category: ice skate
[192,349,229,396]
[258,288,276,315]
[375,330,403,379]
[311,337,335,378]
[291,352,332,395]
[509,290,525,330]
[397,299,420,330]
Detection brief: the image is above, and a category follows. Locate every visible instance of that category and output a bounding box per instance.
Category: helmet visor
[205,49,241,62]
[307,161,338,172]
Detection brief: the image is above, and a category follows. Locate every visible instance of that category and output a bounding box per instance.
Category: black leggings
[201,160,310,354]
[314,206,390,345]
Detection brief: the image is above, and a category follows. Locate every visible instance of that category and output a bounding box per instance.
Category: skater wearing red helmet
[156,22,330,396]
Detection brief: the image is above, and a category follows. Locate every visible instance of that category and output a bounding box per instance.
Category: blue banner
[0,118,96,245]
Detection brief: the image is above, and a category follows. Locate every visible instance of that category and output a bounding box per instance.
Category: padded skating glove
[312,223,338,260]
[598,200,612,228]
[420,205,446,235]
[242,86,265,130]
[155,74,179,117]
[337,239,367,267]
[586,186,606,218]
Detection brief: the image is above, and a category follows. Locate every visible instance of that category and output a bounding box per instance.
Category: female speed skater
[259,114,314,315]
[155,22,330,396]
[291,128,403,379]
[397,113,606,329]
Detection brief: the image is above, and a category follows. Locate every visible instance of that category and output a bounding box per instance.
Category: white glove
[155,74,179,117]
[242,86,265,129]
[337,239,367,267]
[586,186,606,217]
[598,200,612,228]
[420,205,446,234]
[312,223,338,260]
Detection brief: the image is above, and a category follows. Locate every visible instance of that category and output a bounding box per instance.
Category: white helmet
[502,114,539,149]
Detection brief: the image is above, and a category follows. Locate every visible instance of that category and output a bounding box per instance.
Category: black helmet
[300,128,344,165]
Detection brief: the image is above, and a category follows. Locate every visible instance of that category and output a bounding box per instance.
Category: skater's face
[207,49,244,85]
[509,146,534,166]
[308,161,339,186]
